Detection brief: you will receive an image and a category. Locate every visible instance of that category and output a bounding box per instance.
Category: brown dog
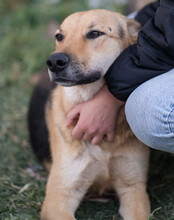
[28,9,150,220]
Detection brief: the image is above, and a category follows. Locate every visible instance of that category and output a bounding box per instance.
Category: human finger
[72,122,84,140]
[105,132,115,142]
[91,134,104,145]
[66,106,80,126]
[82,132,95,142]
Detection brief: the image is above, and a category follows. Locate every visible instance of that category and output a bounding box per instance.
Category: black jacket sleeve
[135,1,159,26]
[105,0,174,102]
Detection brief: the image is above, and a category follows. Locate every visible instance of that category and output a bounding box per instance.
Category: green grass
[0,0,174,219]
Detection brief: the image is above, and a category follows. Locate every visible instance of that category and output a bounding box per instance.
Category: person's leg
[125,69,174,153]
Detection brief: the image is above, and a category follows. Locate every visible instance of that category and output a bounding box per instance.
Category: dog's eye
[86,31,105,39]
[55,33,64,42]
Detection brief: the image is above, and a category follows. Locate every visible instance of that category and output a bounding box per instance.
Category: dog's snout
[46,53,70,72]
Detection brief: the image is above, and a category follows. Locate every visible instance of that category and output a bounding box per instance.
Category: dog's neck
[63,78,105,106]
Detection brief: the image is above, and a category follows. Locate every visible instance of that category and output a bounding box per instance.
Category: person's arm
[105,0,174,102]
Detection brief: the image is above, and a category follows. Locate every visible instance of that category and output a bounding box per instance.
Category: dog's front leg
[40,150,95,220]
[41,163,76,220]
[116,182,150,220]
[110,142,150,220]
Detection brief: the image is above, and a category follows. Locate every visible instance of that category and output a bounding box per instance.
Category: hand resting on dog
[66,84,124,145]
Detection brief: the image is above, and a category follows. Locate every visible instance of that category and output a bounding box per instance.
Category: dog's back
[28,71,55,166]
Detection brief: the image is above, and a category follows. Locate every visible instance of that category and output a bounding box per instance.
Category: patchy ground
[0,1,173,219]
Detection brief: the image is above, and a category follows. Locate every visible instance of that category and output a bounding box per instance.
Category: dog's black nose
[46,53,70,72]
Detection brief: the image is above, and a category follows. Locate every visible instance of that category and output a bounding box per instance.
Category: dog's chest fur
[63,78,105,104]
[46,80,134,191]
[60,141,112,191]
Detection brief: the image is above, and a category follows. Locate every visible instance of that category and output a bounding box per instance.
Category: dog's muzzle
[46,52,101,87]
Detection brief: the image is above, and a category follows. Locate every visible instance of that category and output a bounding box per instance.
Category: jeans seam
[167,107,174,135]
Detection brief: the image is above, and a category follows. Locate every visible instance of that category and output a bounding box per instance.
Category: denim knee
[167,108,174,135]
[125,69,174,153]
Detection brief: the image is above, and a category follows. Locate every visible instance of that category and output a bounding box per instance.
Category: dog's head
[47,9,141,87]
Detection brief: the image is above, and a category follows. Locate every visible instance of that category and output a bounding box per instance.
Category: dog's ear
[127,19,141,44]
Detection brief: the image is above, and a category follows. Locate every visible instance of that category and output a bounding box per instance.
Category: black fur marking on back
[28,70,56,163]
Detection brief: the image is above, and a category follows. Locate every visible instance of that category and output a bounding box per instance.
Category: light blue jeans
[125,69,174,153]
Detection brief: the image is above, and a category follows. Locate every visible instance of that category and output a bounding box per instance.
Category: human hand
[66,85,124,145]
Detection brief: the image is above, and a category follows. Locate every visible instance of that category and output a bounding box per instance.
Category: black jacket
[105,0,174,102]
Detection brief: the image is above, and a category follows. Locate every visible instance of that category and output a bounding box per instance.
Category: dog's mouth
[48,70,102,87]
[54,78,77,87]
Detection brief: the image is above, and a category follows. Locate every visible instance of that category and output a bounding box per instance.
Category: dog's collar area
[50,71,101,87]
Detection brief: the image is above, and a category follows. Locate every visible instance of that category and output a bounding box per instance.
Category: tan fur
[41,10,150,220]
